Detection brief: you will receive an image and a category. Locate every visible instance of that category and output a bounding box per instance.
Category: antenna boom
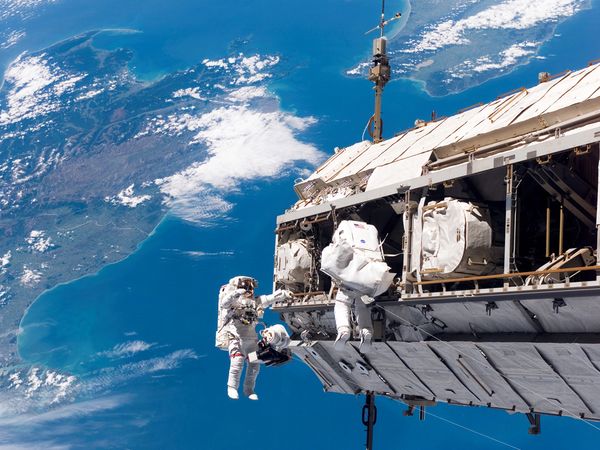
[365,1,399,143]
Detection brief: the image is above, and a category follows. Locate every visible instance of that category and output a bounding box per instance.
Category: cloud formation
[152,87,323,222]
[404,0,586,54]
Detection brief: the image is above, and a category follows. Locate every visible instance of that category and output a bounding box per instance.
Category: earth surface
[0,0,599,448]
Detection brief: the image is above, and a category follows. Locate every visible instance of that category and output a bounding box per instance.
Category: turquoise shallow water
[10,0,600,448]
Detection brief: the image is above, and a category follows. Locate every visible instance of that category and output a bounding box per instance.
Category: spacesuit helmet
[229,276,258,294]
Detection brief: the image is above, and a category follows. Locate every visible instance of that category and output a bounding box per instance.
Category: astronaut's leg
[334,289,352,350]
[227,336,244,399]
[354,297,373,352]
[242,339,260,400]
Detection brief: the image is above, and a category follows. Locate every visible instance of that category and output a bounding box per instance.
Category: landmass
[348,0,593,96]
[0,31,321,364]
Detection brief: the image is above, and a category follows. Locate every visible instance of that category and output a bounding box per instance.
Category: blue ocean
[4,0,600,448]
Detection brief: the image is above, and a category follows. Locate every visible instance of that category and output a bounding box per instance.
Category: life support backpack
[320,220,395,297]
[215,283,235,350]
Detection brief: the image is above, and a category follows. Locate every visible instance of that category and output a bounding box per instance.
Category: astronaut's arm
[220,289,247,309]
[258,289,293,308]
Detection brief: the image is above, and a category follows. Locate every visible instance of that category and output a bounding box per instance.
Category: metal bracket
[553,298,566,314]
[536,155,552,165]
[574,144,592,156]
[486,302,498,316]
[526,412,541,435]
[330,204,338,229]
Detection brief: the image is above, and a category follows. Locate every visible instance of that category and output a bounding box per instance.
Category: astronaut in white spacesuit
[320,220,393,353]
[215,276,290,400]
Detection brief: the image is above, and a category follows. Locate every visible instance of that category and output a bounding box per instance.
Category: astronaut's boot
[334,326,351,351]
[227,386,239,400]
[359,328,373,353]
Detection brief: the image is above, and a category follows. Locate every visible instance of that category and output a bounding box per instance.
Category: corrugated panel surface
[387,342,480,404]
[296,62,600,195]
[309,141,371,183]
[318,341,391,393]
[478,342,592,415]
[293,340,600,419]
[294,345,354,394]
[360,342,434,398]
[537,343,600,416]
[418,301,539,334]
[428,341,530,411]
[520,296,600,333]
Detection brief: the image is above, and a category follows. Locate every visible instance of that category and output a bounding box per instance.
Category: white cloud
[23,368,76,403]
[226,85,268,103]
[80,349,201,394]
[165,193,234,224]
[19,265,41,286]
[106,184,151,208]
[53,74,86,96]
[5,366,77,409]
[201,53,280,85]
[0,0,58,21]
[173,87,206,101]
[0,29,25,49]
[0,347,199,446]
[404,0,586,53]
[25,229,53,252]
[202,58,229,69]
[76,88,103,101]
[346,62,370,76]
[0,250,11,270]
[473,41,539,72]
[234,54,279,84]
[447,41,540,78]
[0,54,62,125]
[99,340,155,359]
[0,395,126,427]
[137,349,199,372]
[134,52,323,223]
[158,106,320,190]
[181,250,234,258]
[0,53,87,126]
[153,104,323,221]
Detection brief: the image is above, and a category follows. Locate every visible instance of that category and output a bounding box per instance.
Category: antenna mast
[365,1,401,143]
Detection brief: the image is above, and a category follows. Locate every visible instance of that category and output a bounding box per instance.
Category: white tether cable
[425,409,523,450]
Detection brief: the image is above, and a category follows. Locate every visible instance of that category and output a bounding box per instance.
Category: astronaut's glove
[260,289,293,307]
[273,289,294,301]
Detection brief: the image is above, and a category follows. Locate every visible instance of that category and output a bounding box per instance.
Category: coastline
[16,212,168,363]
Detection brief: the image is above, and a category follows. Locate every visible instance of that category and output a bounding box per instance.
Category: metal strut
[526,413,541,435]
[362,392,377,450]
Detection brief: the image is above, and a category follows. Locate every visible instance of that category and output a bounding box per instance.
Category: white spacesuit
[334,287,373,352]
[215,276,290,400]
[320,220,395,352]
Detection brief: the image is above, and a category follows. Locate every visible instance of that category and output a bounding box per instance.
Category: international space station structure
[271,21,600,438]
